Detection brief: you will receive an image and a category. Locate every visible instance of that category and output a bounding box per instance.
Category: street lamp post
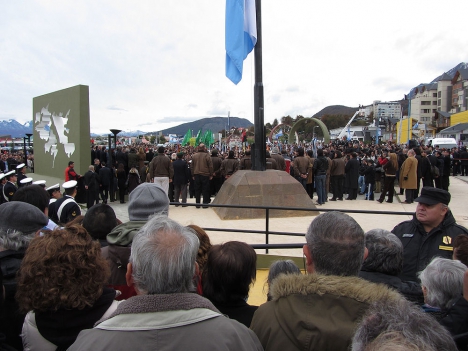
[109,129,122,167]
[23,133,33,166]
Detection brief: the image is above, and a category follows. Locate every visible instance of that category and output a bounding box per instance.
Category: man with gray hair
[69,215,263,351]
[419,257,466,317]
[359,229,423,303]
[251,211,404,351]
[352,298,457,351]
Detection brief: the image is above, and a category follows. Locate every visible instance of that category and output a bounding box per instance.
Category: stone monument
[212,170,317,220]
[33,85,90,179]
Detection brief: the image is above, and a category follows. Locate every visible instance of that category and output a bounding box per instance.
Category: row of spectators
[1,182,468,349]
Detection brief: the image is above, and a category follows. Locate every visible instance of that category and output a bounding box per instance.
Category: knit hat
[127,183,169,221]
[0,202,48,233]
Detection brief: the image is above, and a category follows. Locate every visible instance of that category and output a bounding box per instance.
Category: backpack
[430,163,440,177]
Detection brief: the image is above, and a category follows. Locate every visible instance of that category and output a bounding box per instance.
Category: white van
[429,138,458,149]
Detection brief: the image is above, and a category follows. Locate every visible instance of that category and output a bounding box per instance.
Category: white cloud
[0,0,467,134]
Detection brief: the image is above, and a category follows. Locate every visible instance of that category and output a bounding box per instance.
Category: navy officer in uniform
[46,183,62,224]
[53,180,81,225]
[392,187,468,282]
[2,170,18,202]
[0,173,6,204]
[19,177,33,187]
[16,163,27,187]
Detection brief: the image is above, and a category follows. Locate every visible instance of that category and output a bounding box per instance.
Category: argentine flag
[225,0,257,84]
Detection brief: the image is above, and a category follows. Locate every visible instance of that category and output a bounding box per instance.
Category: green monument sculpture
[33,85,90,179]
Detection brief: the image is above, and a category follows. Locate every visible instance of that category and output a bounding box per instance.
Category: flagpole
[252,0,265,171]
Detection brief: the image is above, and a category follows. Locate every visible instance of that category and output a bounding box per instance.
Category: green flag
[181,129,191,146]
[204,130,214,146]
[195,130,202,146]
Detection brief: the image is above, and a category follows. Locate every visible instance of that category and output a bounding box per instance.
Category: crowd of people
[1,139,468,350]
[2,139,467,209]
[0,182,468,350]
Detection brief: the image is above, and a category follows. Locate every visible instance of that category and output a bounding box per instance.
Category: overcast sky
[1,0,467,134]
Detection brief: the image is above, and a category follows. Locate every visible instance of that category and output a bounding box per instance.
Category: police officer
[2,170,17,202]
[392,187,468,281]
[53,180,81,225]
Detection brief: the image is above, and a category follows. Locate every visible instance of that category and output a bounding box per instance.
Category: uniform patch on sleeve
[439,245,453,251]
[442,236,452,245]
[402,233,414,238]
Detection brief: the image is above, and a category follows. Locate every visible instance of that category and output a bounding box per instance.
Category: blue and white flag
[413,122,419,130]
[169,134,179,144]
[225,0,257,84]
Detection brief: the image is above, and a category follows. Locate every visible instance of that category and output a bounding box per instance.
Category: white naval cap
[62,180,78,189]
[32,180,47,187]
[20,177,33,184]
[5,170,16,177]
[46,183,60,191]
[16,163,26,169]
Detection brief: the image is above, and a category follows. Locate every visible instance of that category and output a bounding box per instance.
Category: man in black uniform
[16,163,27,187]
[0,173,6,205]
[53,180,81,225]
[99,162,113,204]
[2,171,17,202]
[46,183,61,223]
[392,187,468,282]
[84,165,100,209]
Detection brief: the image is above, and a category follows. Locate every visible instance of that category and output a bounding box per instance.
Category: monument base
[212,170,317,220]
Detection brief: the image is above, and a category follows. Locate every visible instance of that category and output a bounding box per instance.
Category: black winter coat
[392,211,468,282]
[344,158,359,189]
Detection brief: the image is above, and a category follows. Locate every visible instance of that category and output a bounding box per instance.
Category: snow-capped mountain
[432,62,468,83]
[0,119,34,137]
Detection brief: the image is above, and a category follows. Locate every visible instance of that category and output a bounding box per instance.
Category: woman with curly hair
[187,224,212,295]
[16,225,120,351]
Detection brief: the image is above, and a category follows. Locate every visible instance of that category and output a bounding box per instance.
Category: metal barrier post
[265,208,269,254]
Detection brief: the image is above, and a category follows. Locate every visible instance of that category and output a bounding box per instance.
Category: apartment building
[451,69,468,113]
[372,100,402,120]
[410,83,438,124]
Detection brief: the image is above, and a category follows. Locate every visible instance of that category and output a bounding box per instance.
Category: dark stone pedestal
[212,170,317,220]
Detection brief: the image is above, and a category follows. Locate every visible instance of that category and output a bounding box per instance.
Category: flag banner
[181,129,192,146]
[169,134,179,143]
[195,130,203,146]
[225,0,257,84]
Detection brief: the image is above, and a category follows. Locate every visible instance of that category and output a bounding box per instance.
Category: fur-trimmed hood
[270,273,403,304]
[251,273,406,351]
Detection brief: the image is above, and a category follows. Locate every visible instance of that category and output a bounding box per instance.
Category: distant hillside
[153,117,253,136]
[312,105,358,118]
